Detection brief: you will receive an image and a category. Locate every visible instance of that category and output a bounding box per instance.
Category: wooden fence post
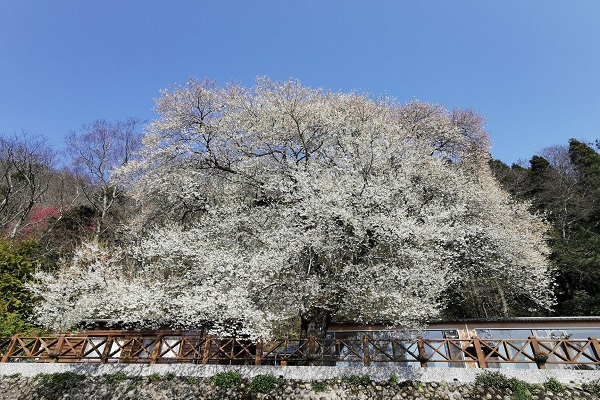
[52,335,65,362]
[471,336,487,369]
[589,337,600,364]
[529,336,547,370]
[100,335,114,363]
[202,335,211,364]
[308,336,316,365]
[363,336,371,367]
[309,336,316,354]
[417,336,428,368]
[230,338,236,363]
[150,335,163,364]
[255,338,263,366]
[1,335,20,363]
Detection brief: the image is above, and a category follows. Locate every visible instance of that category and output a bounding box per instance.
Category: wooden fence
[2,333,600,368]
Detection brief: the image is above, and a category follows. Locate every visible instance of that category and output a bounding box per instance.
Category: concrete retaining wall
[3,363,600,384]
[1,364,600,399]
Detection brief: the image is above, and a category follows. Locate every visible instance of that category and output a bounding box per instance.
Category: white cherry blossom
[32,78,553,338]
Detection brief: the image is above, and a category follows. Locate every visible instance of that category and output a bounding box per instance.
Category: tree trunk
[300,307,333,339]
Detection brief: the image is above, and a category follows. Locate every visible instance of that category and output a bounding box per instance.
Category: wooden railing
[2,333,600,368]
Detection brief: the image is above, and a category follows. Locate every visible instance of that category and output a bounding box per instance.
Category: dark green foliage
[0,239,40,313]
[344,374,371,386]
[0,311,38,337]
[185,376,200,385]
[0,238,43,336]
[570,139,600,182]
[551,141,600,315]
[34,372,84,392]
[164,372,176,381]
[147,373,162,383]
[212,371,242,389]
[475,371,516,390]
[475,371,539,400]
[143,372,177,383]
[103,372,129,384]
[489,159,531,199]
[312,381,328,393]
[566,139,600,225]
[530,155,551,174]
[250,374,282,393]
[544,377,565,393]
[488,140,600,318]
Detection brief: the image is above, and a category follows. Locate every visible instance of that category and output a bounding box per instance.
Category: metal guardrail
[1,334,599,368]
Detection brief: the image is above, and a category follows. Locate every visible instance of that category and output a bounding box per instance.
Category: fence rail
[2,333,600,368]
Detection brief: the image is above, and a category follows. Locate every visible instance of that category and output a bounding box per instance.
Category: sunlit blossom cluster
[32,78,553,337]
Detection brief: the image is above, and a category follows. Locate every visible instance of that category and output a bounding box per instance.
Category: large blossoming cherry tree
[32,78,552,338]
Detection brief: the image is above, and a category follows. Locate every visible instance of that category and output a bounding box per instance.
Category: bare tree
[0,132,57,238]
[65,118,142,239]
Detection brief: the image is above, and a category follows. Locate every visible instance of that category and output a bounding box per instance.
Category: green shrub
[164,372,176,381]
[103,372,129,384]
[544,377,565,393]
[389,374,399,384]
[475,371,539,400]
[185,376,200,385]
[212,371,242,389]
[0,239,44,336]
[475,371,514,390]
[34,372,84,392]
[143,372,177,383]
[250,374,282,393]
[312,381,328,393]
[147,373,162,383]
[344,374,371,386]
[511,380,535,400]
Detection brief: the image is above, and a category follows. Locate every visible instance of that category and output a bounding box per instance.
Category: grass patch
[475,371,540,400]
[185,376,201,385]
[544,377,565,393]
[103,372,129,384]
[250,374,282,393]
[147,373,162,383]
[164,372,176,381]
[344,374,371,386]
[312,381,328,393]
[101,372,143,388]
[212,371,242,389]
[34,372,85,392]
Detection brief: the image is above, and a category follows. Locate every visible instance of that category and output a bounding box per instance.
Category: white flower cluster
[32,78,553,337]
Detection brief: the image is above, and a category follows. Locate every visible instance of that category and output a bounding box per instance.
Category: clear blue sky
[1,1,599,165]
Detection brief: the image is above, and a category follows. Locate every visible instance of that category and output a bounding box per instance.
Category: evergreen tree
[491,139,600,316]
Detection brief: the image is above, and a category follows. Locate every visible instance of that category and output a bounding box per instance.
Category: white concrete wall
[2,363,600,385]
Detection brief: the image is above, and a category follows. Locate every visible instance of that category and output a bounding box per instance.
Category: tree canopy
[490,139,600,317]
[31,78,553,338]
